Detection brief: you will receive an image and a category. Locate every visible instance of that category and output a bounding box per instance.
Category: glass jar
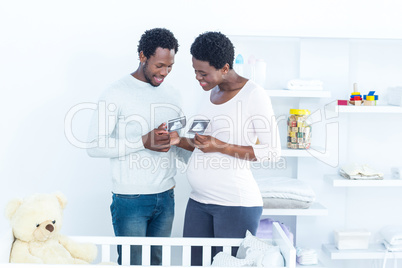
[287,109,311,149]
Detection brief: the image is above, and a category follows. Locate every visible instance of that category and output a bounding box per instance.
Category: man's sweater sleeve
[86,90,145,159]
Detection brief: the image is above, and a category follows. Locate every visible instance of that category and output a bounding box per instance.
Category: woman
[172,31,281,264]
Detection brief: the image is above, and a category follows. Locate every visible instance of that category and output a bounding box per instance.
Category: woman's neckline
[209,80,250,106]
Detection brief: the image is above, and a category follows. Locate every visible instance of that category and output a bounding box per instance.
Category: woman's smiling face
[192,57,223,91]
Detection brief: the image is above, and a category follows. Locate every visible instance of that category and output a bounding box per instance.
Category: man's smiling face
[142,47,175,87]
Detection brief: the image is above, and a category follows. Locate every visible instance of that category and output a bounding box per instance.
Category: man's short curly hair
[138,28,179,58]
[190,32,235,70]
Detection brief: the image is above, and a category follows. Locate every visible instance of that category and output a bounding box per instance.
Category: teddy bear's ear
[54,192,68,209]
[5,199,23,220]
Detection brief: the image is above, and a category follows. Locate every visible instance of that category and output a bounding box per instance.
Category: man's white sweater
[87,74,190,194]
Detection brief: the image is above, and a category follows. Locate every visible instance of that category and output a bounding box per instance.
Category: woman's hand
[194,134,227,153]
[194,134,257,160]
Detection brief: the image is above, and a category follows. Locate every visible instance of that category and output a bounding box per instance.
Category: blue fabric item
[110,189,175,265]
[256,218,294,245]
[235,54,244,64]
[183,198,262,266]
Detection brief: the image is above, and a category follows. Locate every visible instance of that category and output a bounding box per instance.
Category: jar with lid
[287,109,311,149]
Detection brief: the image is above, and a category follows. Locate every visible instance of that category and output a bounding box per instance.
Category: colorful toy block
[363,91,378,106]
[349,100,362,106]
[364,100,375,106]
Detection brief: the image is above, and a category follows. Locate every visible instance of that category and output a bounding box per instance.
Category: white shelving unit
[323,102,402,264]
[322,244,402,260]
[231,33,402,268]
[325,174,402,187]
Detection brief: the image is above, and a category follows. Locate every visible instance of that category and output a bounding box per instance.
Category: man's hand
[142,123,171,152]
[169,131,180,146]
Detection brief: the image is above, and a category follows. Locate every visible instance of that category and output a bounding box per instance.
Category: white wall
[1,0,402,266]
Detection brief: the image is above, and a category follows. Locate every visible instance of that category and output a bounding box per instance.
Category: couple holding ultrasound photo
[87,28,281,266]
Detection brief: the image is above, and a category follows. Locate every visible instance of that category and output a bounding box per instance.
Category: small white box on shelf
[334,230,371,250]
[391,167,402,179]
[387,87,402,106]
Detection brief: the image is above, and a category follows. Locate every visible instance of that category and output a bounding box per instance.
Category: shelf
[265,89,331,98]
[281,146,330,158]
[334,105,402,114]
[262,202,328,216]
[322,243,402,260]
[325,175,402,187]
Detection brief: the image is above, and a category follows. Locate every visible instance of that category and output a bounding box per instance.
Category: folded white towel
[340,163,384,180]
[340,169,383,180]
[383,240,402,251]
[381,226,402,246]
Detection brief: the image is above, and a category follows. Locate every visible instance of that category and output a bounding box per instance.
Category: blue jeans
[183,198,262,266]
[110,189,175,265]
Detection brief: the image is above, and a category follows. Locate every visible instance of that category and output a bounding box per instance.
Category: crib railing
[72,236,244,266]
[2,222,295,267]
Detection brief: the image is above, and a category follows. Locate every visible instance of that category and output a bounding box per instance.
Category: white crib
[2,222,296,267]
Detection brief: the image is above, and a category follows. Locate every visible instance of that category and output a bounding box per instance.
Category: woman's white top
[186,80,281,207]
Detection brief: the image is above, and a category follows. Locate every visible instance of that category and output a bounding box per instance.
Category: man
[87,28,189,265]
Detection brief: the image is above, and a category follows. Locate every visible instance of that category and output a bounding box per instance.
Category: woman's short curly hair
[190,32,235,70]
[137,28,179,58]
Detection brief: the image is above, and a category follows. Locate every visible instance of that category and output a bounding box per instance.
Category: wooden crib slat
[182,245,191,266]
[202,245,211,266]
[222,245,231,254]
[122,245,130,266]
[101,244,110,262]
[142,245,151,266]
[162,245,171,266]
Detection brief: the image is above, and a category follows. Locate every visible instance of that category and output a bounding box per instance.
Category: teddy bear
[5,192,98,264]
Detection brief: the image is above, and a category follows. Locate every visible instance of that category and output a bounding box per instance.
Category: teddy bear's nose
[46,224,54,232]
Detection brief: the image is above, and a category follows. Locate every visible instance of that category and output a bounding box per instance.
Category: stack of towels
[296,248,318,265]
[255,177,316,209]
[339,163,384,180]
[381,226,402,251]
